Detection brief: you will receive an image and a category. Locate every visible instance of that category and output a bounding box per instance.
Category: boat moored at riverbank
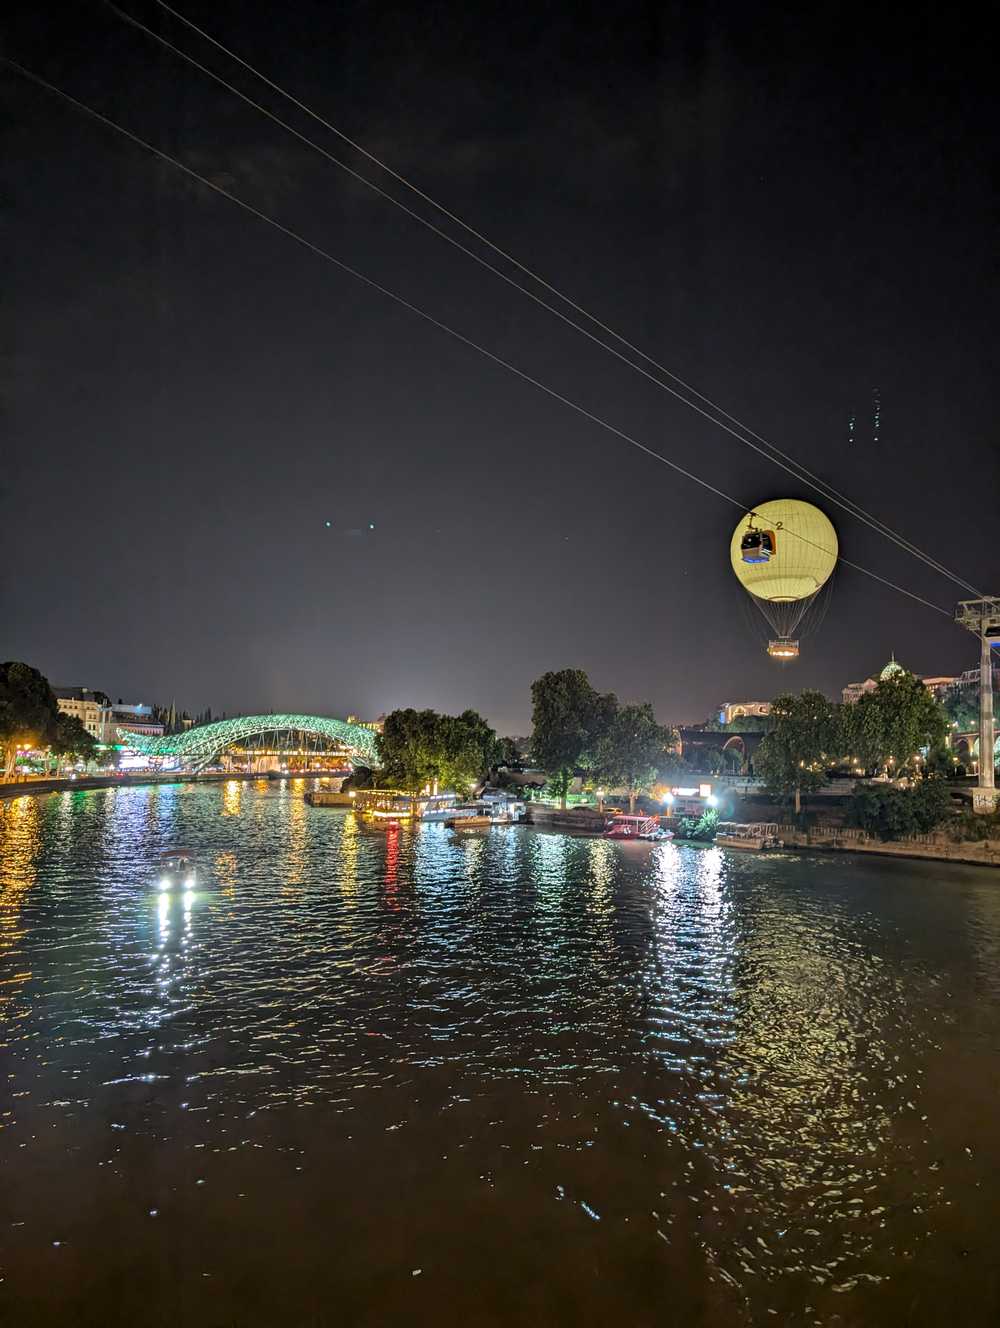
[604,813,672,842]
[715,821,785,851]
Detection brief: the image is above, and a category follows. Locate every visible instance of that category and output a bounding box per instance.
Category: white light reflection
[585,839,615,915]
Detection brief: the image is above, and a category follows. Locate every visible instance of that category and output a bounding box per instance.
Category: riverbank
[7,780,1000,868]
[525,803,1000,868]
[775,824,1000,868]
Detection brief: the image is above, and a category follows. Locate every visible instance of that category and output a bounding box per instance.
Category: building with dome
[841,656,958,705]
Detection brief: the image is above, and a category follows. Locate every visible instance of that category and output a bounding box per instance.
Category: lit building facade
[842,657,958,705]
[110,704,164,741]
[346,714,386,733]
[719,700,771,725]
[53,687,111,741]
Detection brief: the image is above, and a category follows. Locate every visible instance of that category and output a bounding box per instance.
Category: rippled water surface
[3,780,1000,1326]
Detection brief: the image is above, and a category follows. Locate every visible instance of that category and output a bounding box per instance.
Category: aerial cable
[99,8,866,530]
[131,0,983,598]
[2,56,953,624]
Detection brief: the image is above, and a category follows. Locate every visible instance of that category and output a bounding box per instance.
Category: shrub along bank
[849,780,952,841]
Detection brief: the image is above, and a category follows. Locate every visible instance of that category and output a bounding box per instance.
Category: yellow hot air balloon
[730,499,838,659]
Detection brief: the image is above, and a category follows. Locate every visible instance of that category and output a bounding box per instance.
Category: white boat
[478,793,526,823]
[715,822,784,851]
[445,796,527,829]
[420,793,463,821]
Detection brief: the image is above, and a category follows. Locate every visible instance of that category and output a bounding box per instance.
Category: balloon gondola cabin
[740,529,776,563]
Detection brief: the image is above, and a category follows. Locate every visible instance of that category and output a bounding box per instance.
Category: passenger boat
[714,822,784,851]
[603,814,672,842]
[445,794,526,829]
[419,793,462,821]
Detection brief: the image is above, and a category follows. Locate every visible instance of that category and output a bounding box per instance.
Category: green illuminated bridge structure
[118,714,380,770]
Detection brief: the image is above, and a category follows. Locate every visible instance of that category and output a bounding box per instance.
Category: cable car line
[2,56,954,624]
[125,0,983,599]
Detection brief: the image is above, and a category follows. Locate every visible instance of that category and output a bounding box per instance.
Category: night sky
[5,0,997,734]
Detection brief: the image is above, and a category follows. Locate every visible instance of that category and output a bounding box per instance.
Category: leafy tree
[494,736,521,768]
[721,745,743,774]
[530,669,617,808]
[755,690,840,815]
[941,684,980,734]
[941,681,1000,745]
[842,669,947,775]
[50,713,97,774]
[376,708,499,793]
[594,702,677,812]
[1,661,60,781]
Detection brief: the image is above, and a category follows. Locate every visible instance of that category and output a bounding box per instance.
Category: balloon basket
[767,639,799,659]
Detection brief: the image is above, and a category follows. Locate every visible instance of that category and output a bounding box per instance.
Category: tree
[842,670,948,775]
[755,690,840,815]
[530,669,617,808]
[494,736,521,768]
[50,713,97,775]
[1,661,60,781]
[941,684,980,734]
[376,708,500,793]
[595,703,677,812]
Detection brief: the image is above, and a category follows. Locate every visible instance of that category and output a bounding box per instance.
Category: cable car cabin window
[740,530,776,563]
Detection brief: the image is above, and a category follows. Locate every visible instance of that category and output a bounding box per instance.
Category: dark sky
[5,0,997,733]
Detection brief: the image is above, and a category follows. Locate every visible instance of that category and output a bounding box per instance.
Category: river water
[2,780,1000,1326]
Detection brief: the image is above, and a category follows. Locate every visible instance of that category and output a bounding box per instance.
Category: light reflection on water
[2,782,1000,1326]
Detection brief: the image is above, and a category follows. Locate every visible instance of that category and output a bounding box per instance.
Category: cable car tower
[955,597,1000,812]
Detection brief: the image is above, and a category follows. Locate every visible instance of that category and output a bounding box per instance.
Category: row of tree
[151,704,220,733]
[756,669,949,812]
[373,669,679,811]
[1,662,99,779]
[530,668,678,810]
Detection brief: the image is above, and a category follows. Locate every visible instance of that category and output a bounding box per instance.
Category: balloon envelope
[730,498,838,602]
[730,499,838,649]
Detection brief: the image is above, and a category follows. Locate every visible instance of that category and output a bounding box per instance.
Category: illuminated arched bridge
[118,714,380,769]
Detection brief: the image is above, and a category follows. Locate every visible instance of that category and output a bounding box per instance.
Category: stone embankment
[775,824,1000,869]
